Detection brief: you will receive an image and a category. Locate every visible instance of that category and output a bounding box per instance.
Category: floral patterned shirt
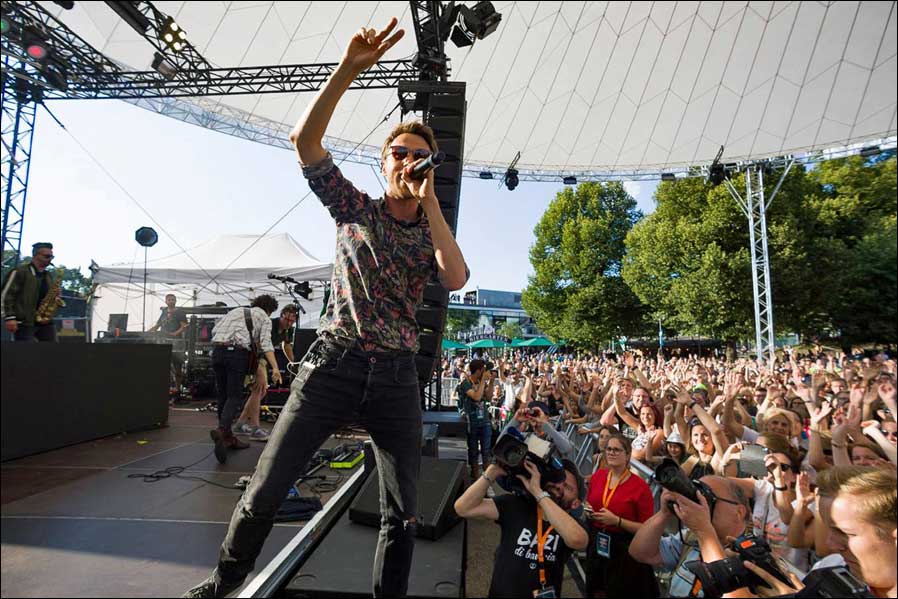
[302,153,451,352]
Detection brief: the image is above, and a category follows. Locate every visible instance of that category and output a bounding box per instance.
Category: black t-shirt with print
[488,494,574,598]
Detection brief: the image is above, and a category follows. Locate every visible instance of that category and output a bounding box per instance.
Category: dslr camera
[684,534,793,597]
[492,426,565,497]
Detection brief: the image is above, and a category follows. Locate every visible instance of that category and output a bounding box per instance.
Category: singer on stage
[183,17,469,599]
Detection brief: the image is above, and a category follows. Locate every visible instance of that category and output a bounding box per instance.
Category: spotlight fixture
[449,1,502,48]
[504,168,519,191]
[1,14,12,36]
[660,172,676,182]
[562,175,577,185]
[51,0,75,9]
[294,282,312,300]
[705,145,728,187]
[151,52,178,80]
[105,1,151,34]
[22,26,49,61]
[478,170,493,180]
[859,145,881,158]
[160,16,187,52]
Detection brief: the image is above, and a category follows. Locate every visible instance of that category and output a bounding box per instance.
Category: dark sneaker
[210,429,228,464]
[181,574,242,598]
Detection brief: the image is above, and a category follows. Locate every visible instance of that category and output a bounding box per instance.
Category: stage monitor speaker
[348,456,463,540]
[422,423,439,458]
[293,328,318,360]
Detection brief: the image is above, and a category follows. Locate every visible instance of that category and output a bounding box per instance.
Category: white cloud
[623,181,641,198]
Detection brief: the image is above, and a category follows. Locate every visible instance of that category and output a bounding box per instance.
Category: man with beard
[454,458,588,598]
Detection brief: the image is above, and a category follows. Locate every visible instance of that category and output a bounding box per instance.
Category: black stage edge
[283,510,466,598]
[422,411,466,438]
[1,343,170,461]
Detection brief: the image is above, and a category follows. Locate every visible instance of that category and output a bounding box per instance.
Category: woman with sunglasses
[726,433,811,572]
[584,433,658,598]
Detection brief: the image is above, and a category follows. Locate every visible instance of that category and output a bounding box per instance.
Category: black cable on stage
[126,448,241,491]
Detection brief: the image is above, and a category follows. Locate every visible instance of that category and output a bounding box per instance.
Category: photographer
[504,402,576,462]
[459,359,496,480]
[629,475,752,597]
[453,459,588,598]
[741,466,896,598]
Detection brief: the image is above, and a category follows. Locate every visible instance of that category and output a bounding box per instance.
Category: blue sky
[21,99,658,294]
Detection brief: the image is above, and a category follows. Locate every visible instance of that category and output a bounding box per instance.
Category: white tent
[91,233,332,336]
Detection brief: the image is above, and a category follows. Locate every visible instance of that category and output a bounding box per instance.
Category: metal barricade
[440,377,461,408]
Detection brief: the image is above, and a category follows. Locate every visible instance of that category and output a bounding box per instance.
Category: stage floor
[0,404,358,598]
[1,403,580,598]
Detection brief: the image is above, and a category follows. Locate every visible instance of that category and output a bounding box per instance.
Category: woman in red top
[584,433,658,598]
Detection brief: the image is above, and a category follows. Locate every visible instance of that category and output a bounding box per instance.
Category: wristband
[774,485,788,491]
[481,473,495,485]
[534,491,551,503]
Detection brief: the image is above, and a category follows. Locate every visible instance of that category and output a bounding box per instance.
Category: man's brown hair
[381,121,438,160]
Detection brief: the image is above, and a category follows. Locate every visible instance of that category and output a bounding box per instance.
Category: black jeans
[212,346,250,431]
[14,323,57,342]
[214,337,422,597]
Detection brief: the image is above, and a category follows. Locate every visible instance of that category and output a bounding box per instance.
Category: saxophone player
[1,242,59,342]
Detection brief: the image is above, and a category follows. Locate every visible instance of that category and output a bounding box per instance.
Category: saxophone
[35,267,66,325]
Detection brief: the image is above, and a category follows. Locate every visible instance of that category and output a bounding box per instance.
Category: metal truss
[724,160,794,363]
[409,1,451,81]
[1,58,37,277]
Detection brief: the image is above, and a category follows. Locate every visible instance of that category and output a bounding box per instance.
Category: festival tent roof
[442,338,469,350]
[47,1,897,178]
[90,233,331,333]
[93,233,332,287]
[467,338,508,349]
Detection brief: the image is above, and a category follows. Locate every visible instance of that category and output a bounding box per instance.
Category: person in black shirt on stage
[149,293,189,396]
[455,458,588,598]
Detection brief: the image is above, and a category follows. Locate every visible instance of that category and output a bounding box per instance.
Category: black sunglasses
[694,480,742,517]
[389,145,432,161]
[766,462,793,474]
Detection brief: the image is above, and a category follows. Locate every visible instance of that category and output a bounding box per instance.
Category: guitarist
[209,294,282,464]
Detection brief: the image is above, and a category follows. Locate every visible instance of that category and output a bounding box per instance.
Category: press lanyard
[536,505,555,587]
[601,470,631,511]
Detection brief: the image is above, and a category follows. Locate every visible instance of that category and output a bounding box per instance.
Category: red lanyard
[601,470,630,511]
[536,505,555,587]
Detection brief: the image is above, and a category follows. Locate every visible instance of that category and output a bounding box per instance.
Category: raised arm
[290,19,404,164]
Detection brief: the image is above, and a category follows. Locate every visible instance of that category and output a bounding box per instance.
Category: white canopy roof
[47,1,898,176]
[93,233,332,287]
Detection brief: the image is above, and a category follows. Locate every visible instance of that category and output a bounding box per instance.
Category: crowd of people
[450,347,897,597]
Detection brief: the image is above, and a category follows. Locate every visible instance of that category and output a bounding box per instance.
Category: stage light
[294,282,312,300]
[661,173,676,182]
[562,175,577,185]
[1,15,11,35]
[504,168,519,191]
[135,226,159,247]
[450,1,502,48]
[478,171,493,179]
[23,27,49,61]
[859,146,881,158]
[151,52,178,80]
[104,1,151,34]
[708,163,727,186]
[51,1,75,9]
[160,16,187,52]
[26,42,47,60]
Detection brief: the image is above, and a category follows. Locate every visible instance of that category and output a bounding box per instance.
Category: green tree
[58,265,93,298]
[445,308,479,338]
[623,156,897,344]
[497,320,524,341]
[522,182,650,349]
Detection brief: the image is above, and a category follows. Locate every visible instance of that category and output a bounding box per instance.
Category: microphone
[268,273,300,285]
[409,151,446,180]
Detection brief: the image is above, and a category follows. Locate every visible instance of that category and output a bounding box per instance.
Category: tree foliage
[522,182,650,349]
[622,156,897,344]
[445,308,479,338]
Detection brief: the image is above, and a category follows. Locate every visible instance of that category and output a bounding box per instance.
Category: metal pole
[142,245,148,331]
[744,170,765,361]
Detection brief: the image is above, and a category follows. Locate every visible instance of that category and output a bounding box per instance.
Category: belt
[214,343,249,351]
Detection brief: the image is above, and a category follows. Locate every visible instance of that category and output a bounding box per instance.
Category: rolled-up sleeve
[302,152,372,226]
